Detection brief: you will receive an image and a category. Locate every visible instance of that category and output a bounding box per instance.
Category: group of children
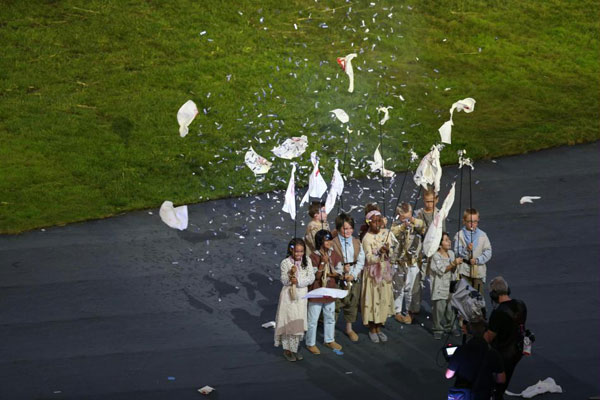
[273,187,492,361]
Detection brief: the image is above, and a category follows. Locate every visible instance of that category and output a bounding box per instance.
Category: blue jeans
[306,301,335,346]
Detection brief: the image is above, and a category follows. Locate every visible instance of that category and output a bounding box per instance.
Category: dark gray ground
[1,142,598,400]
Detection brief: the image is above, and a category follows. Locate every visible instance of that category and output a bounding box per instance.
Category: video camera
[450,279,486,322]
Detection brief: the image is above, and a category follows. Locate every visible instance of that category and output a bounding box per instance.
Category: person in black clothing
[484,276,528,399]
[446,317,506,400]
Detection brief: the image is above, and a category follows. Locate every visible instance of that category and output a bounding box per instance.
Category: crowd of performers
[273,188,528,398]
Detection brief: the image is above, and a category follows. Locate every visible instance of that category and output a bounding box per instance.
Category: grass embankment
[0,0,598,233]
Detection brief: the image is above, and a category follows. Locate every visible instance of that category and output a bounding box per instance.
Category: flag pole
[379,122,386,218]
[338,126,351,215]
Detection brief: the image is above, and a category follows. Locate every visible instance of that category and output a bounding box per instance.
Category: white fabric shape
[438,97,476,144]
[261,321,276,328]
[422,183,455,257]
[337,53,358,93]
[159,201,188,231]
[244,147,272,175]
[300,151,328,207]
[197,386,215,395]
[271,135,308,159]
[438,120,453,144]
[413,145,443,193]
[458,149,474,170]
[505,377,562,398]
[377,106,393,125]
[303,287,349,299]
[177,100,198,138]
[367,144,395,178]
[324,159,345,214]
[520,196,541,204]
[282,164,297,220]
[330,108,349,124]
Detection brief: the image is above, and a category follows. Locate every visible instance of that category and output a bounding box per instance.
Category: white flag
[159,201,188,231]
[177,100,198,138]
[377,106,393,126]
[422,183,455,257]
[324,159,345,214]
[337,53,357,93]
[438,97,476,144]
[413,145,442,193]
[367,144,395,178]
[282,164,297,220]
[300,152,328,207]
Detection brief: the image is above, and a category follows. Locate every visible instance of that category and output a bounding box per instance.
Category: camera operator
[484,276,528,399]
[445,317,505,400]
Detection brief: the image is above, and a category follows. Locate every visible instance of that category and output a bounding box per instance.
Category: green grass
[0,0,598,233]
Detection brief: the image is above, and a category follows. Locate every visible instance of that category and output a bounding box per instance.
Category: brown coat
[308,250,342,303]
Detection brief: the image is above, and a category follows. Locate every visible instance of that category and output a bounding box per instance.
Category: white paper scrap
[303,287,349,299]
[272,135,308,159]
[244,147,272,175]
[159,201,188,231]
[177,100,198,138]
[261,321,276,328]
[505,377,562,398]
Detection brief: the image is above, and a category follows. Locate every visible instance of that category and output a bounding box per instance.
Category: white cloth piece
[377,106,393,125]
[159,201,188,231]
[438,120,453,144]
[177,100,198,138]
[324,159,344,214]
[458,149,475,170]
[505,377,563,398]
[272,135,308,159]
[413,144,442,193]
[300,152,328,207]
[422,183,455,257]
[367,144,395,178]
[337,53,357,93]
[520,196,541,204]
[282,164,297,220]
[303,287,349,299]
[261,321,276,328]
[198,386,215,395]
[244,147,272,175]
[438,98,476,144]
[330,108,349,124]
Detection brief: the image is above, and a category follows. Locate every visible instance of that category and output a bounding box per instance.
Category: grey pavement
[1,142,598,399]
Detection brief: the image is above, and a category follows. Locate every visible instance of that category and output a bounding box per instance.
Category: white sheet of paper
[261,321,276,328]
[300,152,328,206]
[159,201,188,231]
[377,106,393,126]
[413,145,442,193]
[177,100,198,138]
[519,196,541,204]
[367,144,395,178]
[422,183,455,257]
[324,159,344,214]
[271,135,308,159]
[282,164,297,220]
[244,147,272,175]
[302,287,349,299]
[330,108,349,124]
[198,386,215,395]
[337,53,357,93]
